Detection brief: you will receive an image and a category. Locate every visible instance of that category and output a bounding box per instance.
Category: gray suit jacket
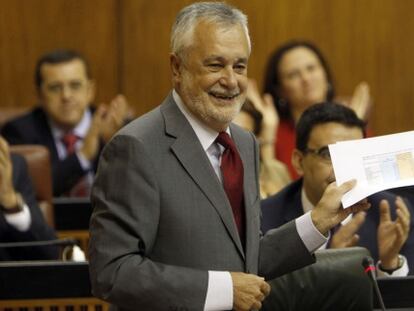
[89,94,314,311]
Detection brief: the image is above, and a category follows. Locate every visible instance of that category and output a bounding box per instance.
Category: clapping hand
[330,212,366,248]
[378,197,410,270]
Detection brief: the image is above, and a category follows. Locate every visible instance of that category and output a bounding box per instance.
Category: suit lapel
[35,108,61,163]
[161,96,245,258]
[231,125,258,267]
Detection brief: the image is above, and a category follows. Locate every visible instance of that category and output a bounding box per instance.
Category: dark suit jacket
[0,154,58,260]
[89,94,316,311]
[261,179,414,274]
[1,107,100,196]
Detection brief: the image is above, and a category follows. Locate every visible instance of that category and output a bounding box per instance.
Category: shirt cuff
[76,151,92,171]
[377,255,409,277]
[296,211,329,253]
[204,271,233,311]
[4,204,31,231]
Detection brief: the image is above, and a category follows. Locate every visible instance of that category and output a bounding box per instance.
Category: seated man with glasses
[261,102,414,276]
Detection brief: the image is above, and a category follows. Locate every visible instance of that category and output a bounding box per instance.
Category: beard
[180,74,245,129]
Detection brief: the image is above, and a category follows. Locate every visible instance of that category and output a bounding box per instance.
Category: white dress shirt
[173,90,328,310]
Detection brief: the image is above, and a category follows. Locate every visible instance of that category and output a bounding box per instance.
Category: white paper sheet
[329,130,414,207]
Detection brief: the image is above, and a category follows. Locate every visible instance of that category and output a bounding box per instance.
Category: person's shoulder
[117,105,163,140]
[2,107,46,134]
[2,107,47,143]
[367,190,414,221]
[4,107,44,126]
[261,179,302,210]
[369,190,399,205]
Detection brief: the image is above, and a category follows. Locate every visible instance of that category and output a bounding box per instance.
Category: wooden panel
[120,0,414,135]
[0,0,119,109]
[119,0,193,116]
[1,0,414,135]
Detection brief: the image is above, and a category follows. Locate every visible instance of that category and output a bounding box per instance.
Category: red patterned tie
[62,132,78,155]
[61,132,89,197]
[216,132,245,240]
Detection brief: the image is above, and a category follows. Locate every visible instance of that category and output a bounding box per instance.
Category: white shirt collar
[49,109,92,140]
[172,89,230,151]
[301,187,315,214]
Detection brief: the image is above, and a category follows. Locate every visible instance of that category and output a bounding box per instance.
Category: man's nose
[219,67,238,89]
[61,85,72,99]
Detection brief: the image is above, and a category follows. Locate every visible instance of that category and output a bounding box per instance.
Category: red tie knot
[216,131,236,150]
[62,132,78,154]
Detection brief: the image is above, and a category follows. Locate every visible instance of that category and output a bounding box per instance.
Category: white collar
[172,89,230,152]
[49,109,92,140]
[301,187,315,214]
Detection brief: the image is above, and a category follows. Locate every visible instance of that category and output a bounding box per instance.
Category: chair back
[263,247,373,311]
[10,144,54,228]
[0,107,30,129]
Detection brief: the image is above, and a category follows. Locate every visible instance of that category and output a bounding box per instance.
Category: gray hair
[170,2,251,56]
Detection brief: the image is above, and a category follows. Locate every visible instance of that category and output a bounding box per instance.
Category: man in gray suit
[88,2,369,311]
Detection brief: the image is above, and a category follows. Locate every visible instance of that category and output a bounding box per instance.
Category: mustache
[208,87,241,97]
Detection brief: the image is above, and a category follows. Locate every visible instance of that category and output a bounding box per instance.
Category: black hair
[35,49,90,90]
[296,102,366,151]
[263,40,335,120]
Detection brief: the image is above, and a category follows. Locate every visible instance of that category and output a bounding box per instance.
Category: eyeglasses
[304,145,331,162]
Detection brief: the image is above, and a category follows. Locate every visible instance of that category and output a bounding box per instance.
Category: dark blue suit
[0,154,58,260]
[1,107,100,196]
[261,179,414,274]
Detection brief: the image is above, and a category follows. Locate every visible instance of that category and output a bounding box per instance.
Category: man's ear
[292,149,305,176]
[170,53,182,84]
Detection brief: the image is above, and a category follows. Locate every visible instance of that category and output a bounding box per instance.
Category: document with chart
[329,130,414,207]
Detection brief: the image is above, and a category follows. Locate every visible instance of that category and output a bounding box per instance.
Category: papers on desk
[329,130,414,208]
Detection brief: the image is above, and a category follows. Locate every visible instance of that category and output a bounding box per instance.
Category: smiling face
[278,47,328,115]
[171,19,250,132]
[38,59,95,131]
[292,122,363,205]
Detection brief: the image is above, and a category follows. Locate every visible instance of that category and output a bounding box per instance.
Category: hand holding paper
[329,130,414,207]
[311,180,371,235]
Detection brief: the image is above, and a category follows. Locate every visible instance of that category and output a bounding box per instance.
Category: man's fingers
[349,200,371,214]
[379,200,392,223]
[395,196,410,219]
[337,179,357,194]
[260,280,271,297]
[251,301,262,310]
[348,234,360,247]
[394,223,405,246]
[339,212,366,237]
[231,272,270,311]
[348,212,366,231]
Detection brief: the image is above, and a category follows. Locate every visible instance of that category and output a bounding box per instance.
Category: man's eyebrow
[203,56,248,63]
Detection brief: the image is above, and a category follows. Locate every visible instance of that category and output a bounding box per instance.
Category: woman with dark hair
[263,40,370,179]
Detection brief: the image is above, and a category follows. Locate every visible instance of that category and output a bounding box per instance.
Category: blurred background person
[0,136,58,260]
[233,79,290,198]
[263,40,371,179]
[261,102,414,276]
[1,49,131,197]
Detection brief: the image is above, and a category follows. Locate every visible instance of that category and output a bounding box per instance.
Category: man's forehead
[41,59,88,80]
[309,122,363,145]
